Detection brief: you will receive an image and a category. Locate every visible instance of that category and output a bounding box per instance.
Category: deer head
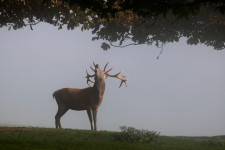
[86,61,127,88]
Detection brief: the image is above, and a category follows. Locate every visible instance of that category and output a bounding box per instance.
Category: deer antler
[105,72,127,88]
[90,65,95,72]
[89,61,98,72]
[86,69,95,87]
[103,62,109,71]
[103,62,113,73]
[86,61,99,87]
[103,62,127,88]
[93,61,96,68]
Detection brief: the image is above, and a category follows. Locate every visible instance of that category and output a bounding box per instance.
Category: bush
[114,126,160,144]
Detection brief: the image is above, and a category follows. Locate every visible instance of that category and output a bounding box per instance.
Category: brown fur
[53,88,103,111]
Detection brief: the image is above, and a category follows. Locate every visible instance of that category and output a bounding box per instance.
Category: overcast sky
[0,23,224,136]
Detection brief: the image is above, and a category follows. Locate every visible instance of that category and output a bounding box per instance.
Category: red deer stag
[52,62,127,130]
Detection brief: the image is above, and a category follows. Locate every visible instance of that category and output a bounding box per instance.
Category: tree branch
[157,42,165,59]
[109,41,140,48]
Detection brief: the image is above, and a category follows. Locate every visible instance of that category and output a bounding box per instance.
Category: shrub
[114,126,160,144]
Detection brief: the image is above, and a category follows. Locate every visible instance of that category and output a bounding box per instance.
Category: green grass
[0,127,225,150]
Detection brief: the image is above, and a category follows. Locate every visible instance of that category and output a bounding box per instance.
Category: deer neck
[93,77,105,97]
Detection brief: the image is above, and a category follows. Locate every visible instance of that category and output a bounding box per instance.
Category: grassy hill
[0,126,225,150]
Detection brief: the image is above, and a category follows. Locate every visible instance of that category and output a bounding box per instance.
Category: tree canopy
[1,0,224,50]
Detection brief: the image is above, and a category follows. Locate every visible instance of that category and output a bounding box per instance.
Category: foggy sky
[0,23,225,136]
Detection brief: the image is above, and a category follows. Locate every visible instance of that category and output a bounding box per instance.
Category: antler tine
[87,78,94,87]
[93,61,96,68]
[104,62,110,71]
[119,77,128,88]
[106,67,113,73]
[86,69,95,77]
[90,65,95,72]
[105,70,127,87]
[86,69,95,87]
[106,70,122,77]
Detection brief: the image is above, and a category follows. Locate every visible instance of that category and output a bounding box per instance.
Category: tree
[1,0,224,50]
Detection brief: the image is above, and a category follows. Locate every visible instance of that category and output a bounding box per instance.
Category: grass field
[0,126,225,150]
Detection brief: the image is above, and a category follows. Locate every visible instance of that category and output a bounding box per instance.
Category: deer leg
[55,107,68,129]
[87,109,93,131]
[92,108,98,131]
[55,110,60,129]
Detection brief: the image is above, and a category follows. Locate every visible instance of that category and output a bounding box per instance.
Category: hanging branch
[157,42,165,59]
[109,42,140,48]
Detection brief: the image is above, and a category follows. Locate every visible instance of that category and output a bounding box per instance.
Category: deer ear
[95,64,99,68]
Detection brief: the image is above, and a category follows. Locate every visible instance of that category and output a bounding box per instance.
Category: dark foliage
[0,0,224,50]
[114,126,160,144]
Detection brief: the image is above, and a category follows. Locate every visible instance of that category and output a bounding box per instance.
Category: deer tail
[52,91,56,99]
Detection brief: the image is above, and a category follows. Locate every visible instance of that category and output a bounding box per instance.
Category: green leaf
[101,42,110,51]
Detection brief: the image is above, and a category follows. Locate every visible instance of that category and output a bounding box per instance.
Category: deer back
[53,87,104,110]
